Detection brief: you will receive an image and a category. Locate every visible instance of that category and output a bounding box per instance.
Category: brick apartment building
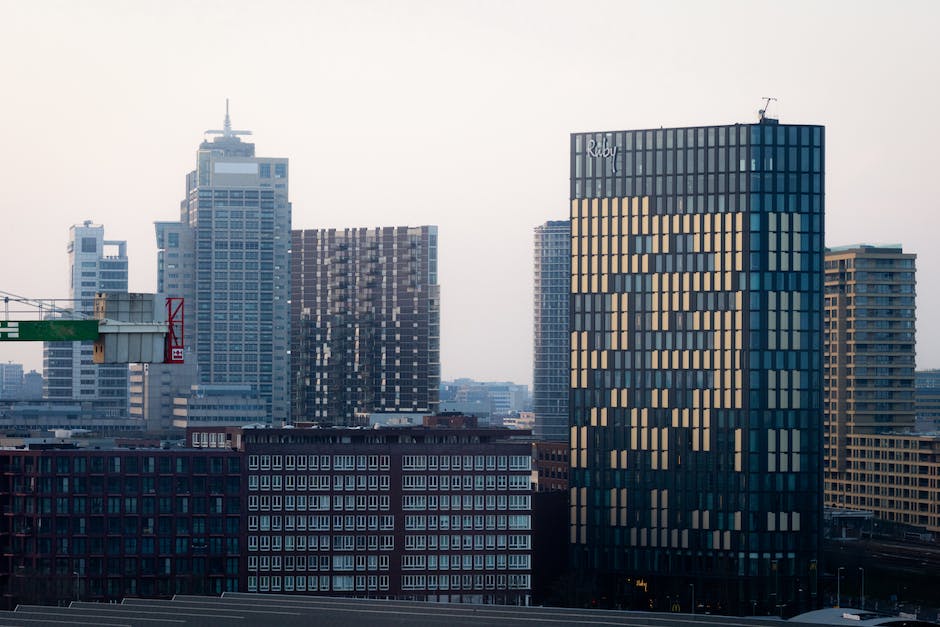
[0,442,243,604]
[0,422,532,607]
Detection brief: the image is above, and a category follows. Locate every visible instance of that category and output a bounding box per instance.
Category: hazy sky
[1,0,939,386]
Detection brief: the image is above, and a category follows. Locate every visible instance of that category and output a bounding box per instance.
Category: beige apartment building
[823,245,940,531]
[828,431,940,530]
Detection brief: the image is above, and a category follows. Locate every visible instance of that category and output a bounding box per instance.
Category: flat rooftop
[0,594,846,627]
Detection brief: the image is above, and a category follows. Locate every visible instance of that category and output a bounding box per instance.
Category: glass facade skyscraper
[569,120,824,614]
[151,107,291,424]
[533,220,570,441]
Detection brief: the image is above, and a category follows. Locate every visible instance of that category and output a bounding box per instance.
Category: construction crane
[0,290,184,364]
[758,97,777,122]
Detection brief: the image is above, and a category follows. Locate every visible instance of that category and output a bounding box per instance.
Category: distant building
[20,370,43,400]
[824,245,917,508]
[439,379,528,419]
[915,369,940,432]
[129,361,198,434]
[133,221,199,432]
[171,384,267,429]
[502,411,535,431]
[0,397,141,434]
[291,226,440,425]
[0,363,23,400]
[43,221,129,407]
[533,220,570,441]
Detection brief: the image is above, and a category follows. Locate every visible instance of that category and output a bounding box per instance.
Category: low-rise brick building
[0,423,533,607]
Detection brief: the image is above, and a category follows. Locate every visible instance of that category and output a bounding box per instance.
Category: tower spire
[204,99,252,139]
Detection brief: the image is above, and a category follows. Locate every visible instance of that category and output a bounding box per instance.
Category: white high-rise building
[148,103,291,425]
[42,221,129,406]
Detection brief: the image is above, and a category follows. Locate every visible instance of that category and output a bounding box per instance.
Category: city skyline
[2,1,939,387]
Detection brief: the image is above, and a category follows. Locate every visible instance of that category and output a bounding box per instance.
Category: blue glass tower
[569,119,824,615]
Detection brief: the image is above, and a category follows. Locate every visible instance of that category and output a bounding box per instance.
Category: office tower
[43,222,129,406]
[824,246,917,511]
[149,104,291,425]
[0,363,23,399]
[533,220,570,441]
[569,120,824,614]
[291,226,439,425]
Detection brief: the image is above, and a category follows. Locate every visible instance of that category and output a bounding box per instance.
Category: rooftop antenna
[758,97,777,122]
[205,98,253,139]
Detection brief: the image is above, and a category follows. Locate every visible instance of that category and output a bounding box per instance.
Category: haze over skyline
[2,0,939,387]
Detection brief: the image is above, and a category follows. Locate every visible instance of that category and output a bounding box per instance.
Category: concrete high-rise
[824,245,917,513]
[533,221,570,441]
[291,226,439,425]
[569,120,824,614]
[43,221,129,406]
[146,103,291,425]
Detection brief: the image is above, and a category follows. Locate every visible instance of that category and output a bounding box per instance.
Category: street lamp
[690,583,695,615]
[858,567,865,609]
[836,566,845,608]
